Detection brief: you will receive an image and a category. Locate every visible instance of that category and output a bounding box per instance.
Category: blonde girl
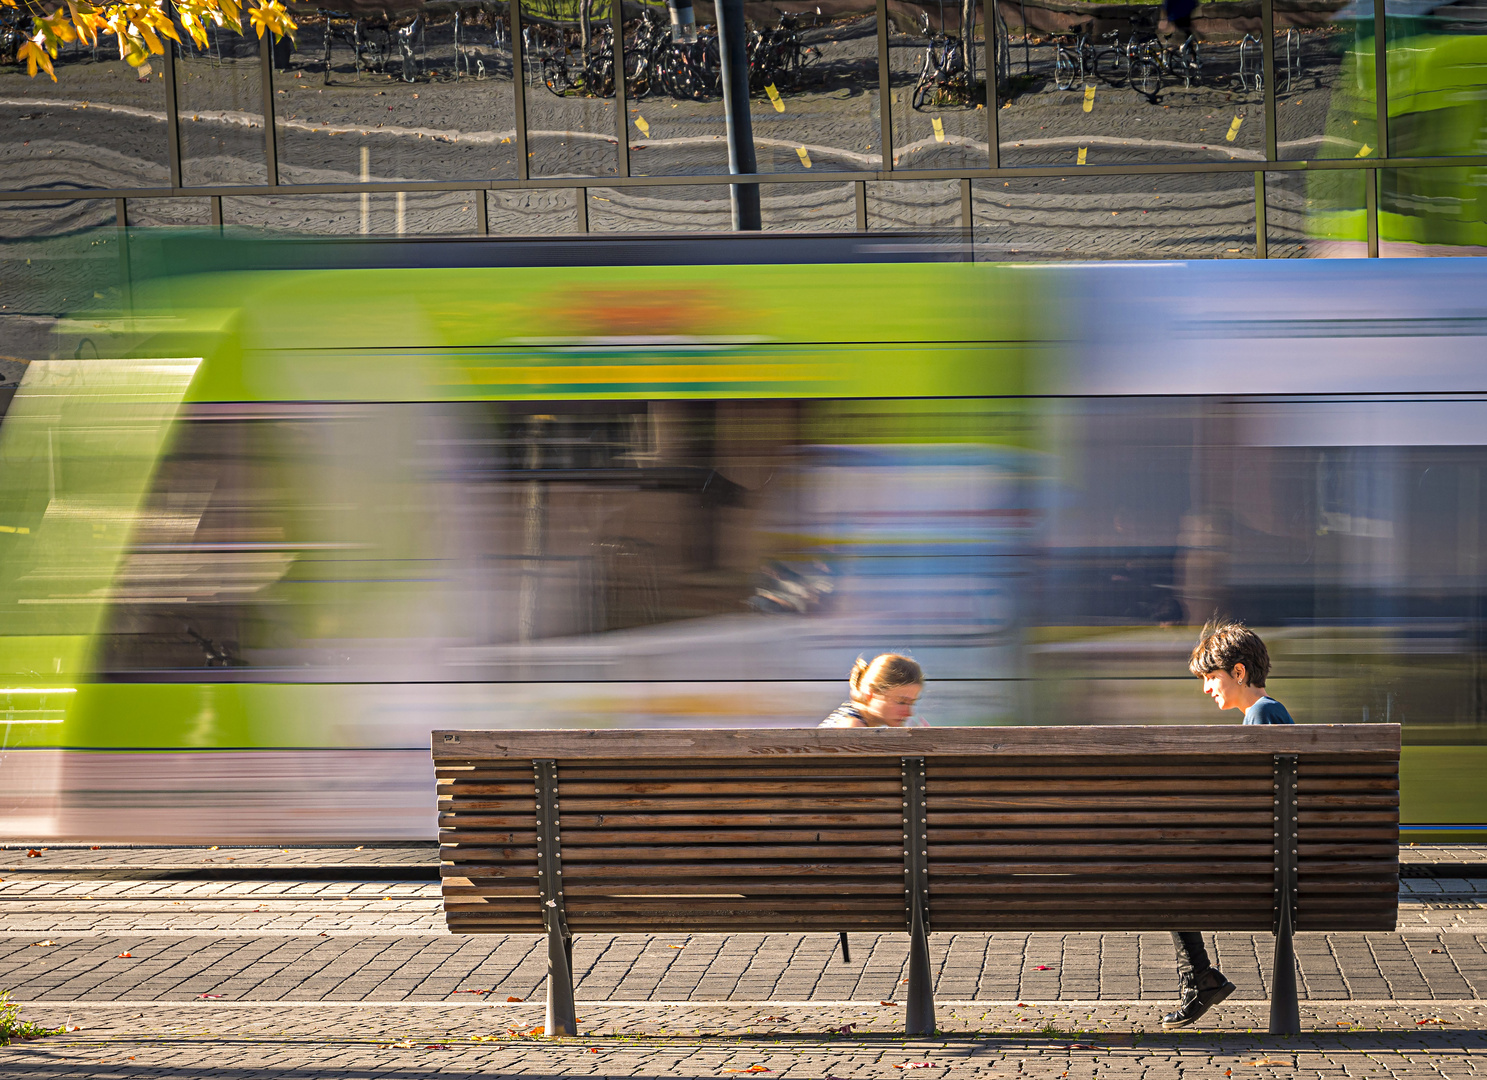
[819,654,926,728]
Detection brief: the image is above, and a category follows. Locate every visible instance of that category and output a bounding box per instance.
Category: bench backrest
[433,725,1399,935]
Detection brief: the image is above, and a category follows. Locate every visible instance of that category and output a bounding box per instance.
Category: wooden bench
[433,724,1399,1037]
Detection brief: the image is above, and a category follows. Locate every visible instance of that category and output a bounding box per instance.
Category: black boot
[1161,967,1235,1030]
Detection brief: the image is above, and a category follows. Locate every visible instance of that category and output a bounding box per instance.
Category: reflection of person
[819,654,926,728]
[1163,619,1292,1030]
[1159,0,1197,40]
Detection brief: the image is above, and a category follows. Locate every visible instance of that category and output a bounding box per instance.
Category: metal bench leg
[837,932,851,964]
[546,924,577,1037]
[535,757,577,1037]
[905,897,935,1035]
[902,756,935,1035]
[1269,905,1300,1035]
[1270,752,1300,1036]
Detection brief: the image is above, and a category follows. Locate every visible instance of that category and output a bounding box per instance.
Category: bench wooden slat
[441,812,905,828]
[432,725,1400,759]
[927,843,1276,858]
[450,780,905,796]
[484,844,909,861]
[564,861,903,876]
[930,811,1277,825]
[556,880,907,895]
[541,796,903,812]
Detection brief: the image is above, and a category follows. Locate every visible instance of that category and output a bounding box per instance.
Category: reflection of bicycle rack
[396,15,425,82]
[1238,28,1298,92]
[453,6,506,79]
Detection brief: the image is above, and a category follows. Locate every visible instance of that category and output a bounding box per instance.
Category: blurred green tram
[2,234,1486,840]
[0,234,1046,839]
[1308,3,1487,252]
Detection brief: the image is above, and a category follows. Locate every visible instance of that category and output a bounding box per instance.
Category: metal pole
[715,0,760,230]
[1260,0,1277,162]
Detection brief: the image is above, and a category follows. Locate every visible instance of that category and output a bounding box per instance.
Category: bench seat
[433,725,1399,1036]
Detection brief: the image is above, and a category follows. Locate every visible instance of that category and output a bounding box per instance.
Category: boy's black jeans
[1171,931,1214,990]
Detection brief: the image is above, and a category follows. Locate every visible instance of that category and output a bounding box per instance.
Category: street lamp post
[713,0,761,230]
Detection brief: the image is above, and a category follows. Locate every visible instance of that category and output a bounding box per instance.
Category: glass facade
[0,0,1480,253]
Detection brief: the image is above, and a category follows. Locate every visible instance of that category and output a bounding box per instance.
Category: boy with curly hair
[1162,619,1293,1030]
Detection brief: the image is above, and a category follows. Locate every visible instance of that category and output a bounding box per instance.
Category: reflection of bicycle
[623,9,666,98]
[912,11,971,109]
[1131,32,1201,96]
[0,9,28,66]
[539,24,615,97]
[1053,25,1124,90]
[187,627,247,668]
[749,12,820,93]
[654,25,720,101]
[1238,28,1298,92]
[318,10,391,82]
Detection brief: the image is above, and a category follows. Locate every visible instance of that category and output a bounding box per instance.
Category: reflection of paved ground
[0,21,1393,259]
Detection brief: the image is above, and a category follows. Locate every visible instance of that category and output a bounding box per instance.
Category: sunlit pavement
[1,844,1484,1077]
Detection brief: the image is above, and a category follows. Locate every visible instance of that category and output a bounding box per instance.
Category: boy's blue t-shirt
[1243,696,1294,725]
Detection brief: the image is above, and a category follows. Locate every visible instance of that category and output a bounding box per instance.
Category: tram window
[91,397,1032,682]
[94,400,799,677]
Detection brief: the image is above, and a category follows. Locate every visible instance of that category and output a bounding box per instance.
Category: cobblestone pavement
[5,1001,1487,1079]
[4,930,1487,1003]
[1,845,1484,1077]
[0,844,437,874]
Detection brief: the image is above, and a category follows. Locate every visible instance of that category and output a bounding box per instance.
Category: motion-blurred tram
[1,233,1483,839]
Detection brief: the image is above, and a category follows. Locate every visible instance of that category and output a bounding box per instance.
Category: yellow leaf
[18,39,57,80]
[42,10,79,45]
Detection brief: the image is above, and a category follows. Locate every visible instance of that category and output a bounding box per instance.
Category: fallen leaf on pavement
[1430,948,1445,954]
[1417,1017,1447,1025]
[756,1015,790,1023]
[528,1025,545,1036]
[880,1000,898,1006]
[117,952,133,958]
[506,995,523,1002]
[668,944,686,949]
[26,849,40,858]
[721,1067,771,1073]
[1249,1060,1290,1066]
[1064,1043,1095,1050]
[423,1044,449,1050]
[1035,965,1052,971]
[894,1063,938,1069]
[31,940,56,947]
[452,989,489,994]
[380,1040,417,1049]
[65,1025,81,1032]
[588,1047,600,1053]
[196,994,225,1000]
[1016,1003,1029,1008]
[830,1023,855,1035]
